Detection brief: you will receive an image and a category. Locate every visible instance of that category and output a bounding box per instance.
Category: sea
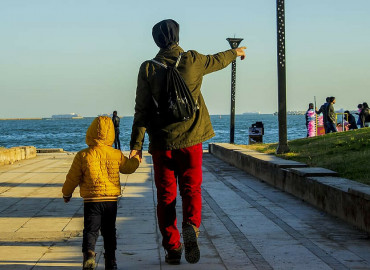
[0,114,306,152]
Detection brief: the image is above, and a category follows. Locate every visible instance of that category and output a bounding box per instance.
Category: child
[62,116,140,270]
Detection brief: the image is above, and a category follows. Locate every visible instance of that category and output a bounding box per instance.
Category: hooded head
[86,116,115,147]
[152,19,179,49]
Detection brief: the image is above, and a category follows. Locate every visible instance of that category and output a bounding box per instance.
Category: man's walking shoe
[165,244,183,265]
[82,250,96,270]
[104,252,118,270]
[183,223,200,264]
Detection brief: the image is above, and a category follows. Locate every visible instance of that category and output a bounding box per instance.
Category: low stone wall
[0,146,37,165]
[209,143,370,234]
[36,148,64,153]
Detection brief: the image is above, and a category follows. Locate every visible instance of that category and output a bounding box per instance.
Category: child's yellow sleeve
[119,154,140,174]
[62,153,83,197]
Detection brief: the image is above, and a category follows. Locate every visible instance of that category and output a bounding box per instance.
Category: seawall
[209,143,370,234]
[0,146,37,165]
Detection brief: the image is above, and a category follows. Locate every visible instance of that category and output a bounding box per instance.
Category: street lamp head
[226,38,243,49]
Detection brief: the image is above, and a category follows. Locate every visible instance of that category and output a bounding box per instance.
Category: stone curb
[0,146,37,166]
[209,143,370,234]
[36,148,65,153]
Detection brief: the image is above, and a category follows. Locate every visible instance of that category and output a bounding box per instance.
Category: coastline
[0,117,86,120]
[0,118,43,120]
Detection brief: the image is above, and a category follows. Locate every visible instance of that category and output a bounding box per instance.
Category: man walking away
[129,19,246,265]
[112,111,121,150]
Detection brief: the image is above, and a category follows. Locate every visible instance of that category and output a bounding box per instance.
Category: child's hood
[86,116,115,147]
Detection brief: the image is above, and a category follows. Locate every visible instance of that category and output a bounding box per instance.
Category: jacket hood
[152,19,179,49]
[86,116,115,147]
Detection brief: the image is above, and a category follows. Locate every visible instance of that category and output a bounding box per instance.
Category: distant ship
[98,113,113,117]
[243,112,260,115]
[273,111,305,116]
[51,113,83,119]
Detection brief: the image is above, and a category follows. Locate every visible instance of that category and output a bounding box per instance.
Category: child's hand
[131,154,141,163]
[130,150,142,163]
[63,195,72,203]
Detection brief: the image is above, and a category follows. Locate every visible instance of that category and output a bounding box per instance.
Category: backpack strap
[150,53,188,112]
[174,53,182,68]
[151,59,167,69]
[151,53,183,69]
[149,59,166,110]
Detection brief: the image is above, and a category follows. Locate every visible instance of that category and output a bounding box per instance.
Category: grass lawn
[239,128,370,185]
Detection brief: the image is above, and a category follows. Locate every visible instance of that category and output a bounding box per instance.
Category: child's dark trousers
[82,201,117,253]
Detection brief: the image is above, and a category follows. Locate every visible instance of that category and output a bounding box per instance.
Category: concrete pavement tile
[116,243,159,253]
[0,245,48,270]
[62,217,83,231]
[33,245,82,269]
[116,220,157,235]
[17,217,71,232]
[115,247,160,266]
[161,263,226,270]
[117,231,158,243]
[0,217,29,232]
[252,240,333,270]
[0,264,33,270]
[0,231,80,242]
[201,203,256,269]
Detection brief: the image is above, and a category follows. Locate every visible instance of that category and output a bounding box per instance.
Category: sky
[0,0,369,118]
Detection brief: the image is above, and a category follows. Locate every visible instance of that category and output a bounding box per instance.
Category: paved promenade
[0,152,370,270]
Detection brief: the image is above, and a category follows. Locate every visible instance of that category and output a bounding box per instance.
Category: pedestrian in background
[112,111,121,150]
[344,110,358,130]
[360,102,370,127]
[305,103,316,137]
[326,96,337,133]
[316,97,330,133]
[356,104,364,128]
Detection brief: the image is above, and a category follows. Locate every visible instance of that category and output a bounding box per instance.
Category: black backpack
[151,54,197,123]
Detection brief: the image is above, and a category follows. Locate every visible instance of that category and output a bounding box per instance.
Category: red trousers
[151,143,203,251]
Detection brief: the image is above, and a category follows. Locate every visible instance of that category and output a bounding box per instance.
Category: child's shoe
[183,223,200,264]
[83,250,96,270]
[104,252,118,270]
[165,244,183,265]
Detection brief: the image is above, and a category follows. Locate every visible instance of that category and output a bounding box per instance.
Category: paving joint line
[202,189,273,270]
[203,160,350,270]
[0,159,60,195]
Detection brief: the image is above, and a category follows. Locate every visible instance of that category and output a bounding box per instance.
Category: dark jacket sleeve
[130,62,152,150]
[316,105,324,114]
[349,115,358,129]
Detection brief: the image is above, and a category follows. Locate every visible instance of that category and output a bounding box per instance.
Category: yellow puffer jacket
[62,116,140,202]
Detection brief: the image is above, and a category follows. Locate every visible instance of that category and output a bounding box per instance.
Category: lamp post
[276,0,290,153]
[227,37,243,144]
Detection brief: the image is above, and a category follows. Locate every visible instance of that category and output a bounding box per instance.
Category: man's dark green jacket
[130,45,237,152]
[328,103,336,123]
